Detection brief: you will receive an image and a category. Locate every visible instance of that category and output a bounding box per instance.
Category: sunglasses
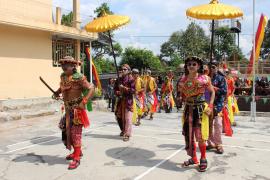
[187,63,198,67]
[122,68,128,71]
[211,65,217,69]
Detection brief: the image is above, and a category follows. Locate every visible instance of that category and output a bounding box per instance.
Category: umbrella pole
[108,31,119,79]
[210,20,215,62]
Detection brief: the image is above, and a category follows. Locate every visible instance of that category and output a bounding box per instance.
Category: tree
[121,47,162,71]
[61,12,73,27]
[214,27,244,61]
[94,3,113,17]
[160,23,210,63]
[261,19,270,60]
[94,57,116,73]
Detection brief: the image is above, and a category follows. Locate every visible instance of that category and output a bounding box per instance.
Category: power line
[114,33,253,38]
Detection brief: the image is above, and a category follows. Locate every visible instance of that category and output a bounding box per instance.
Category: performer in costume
[179,56,215,172]
[144,69,158,120]
[114,69,124,134]
[54,56,94,170]
[132,69,145,126]
[225,69,238,126]
[161,70,175,113]
[208,60,227,154]
[115,64,135,141]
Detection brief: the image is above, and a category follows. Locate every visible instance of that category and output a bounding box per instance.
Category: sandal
[135,121,141,126]
[198,159,208,172]
[123,135,130,142]
[216,146,224,154]
[68,160,80,170]
[206,144,216,151]
[182,158,198,167]
[120,132,124,137]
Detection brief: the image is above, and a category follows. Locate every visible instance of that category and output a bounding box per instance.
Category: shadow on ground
[12,153,67,166]
[105,145,194,172]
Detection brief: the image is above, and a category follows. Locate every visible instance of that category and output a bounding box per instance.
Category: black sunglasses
[187,63,198,67]
[211,65,217,69]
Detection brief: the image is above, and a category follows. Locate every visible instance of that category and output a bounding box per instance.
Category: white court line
[90,129,182,142]
[91,129,270,152]
[6,138,60,154]
[98,124,270,144]
[5,125,103,148]
[222,144,270,152]
[104,124,180,134]
[4,125,106,154]
[133,147,185,180]
[7,134,60,147]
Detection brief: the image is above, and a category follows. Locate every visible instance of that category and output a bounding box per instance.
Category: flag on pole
[247,14,268,75]
[84,46,102,112]
[85,47,102,91]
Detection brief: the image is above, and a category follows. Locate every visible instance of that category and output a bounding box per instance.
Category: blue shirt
[211,72,227,113]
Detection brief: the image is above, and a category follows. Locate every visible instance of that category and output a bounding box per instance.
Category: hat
[210,60,219,66]
[146,69,151,74]
[185,56,203,65]
[132,68,139,74]
[59,56,81,66]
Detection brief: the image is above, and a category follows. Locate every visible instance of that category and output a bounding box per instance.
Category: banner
[247,14,268,75]
[85,47,102,91]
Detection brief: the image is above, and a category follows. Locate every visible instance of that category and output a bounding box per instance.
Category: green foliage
[120,47,162,71]
[214,27,245,61]
[94,3,113,17]
[61,12,73,27]
[94,57,116,74]
[160,22,210,62]
[261,19,270,59]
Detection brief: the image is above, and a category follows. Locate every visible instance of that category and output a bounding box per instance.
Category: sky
[53,0,270,57]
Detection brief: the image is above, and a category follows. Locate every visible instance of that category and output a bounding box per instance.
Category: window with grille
[52,39,78,67]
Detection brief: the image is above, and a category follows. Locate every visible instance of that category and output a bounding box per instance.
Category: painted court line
[4,125,106,154]
[133,147,185,180]
[98,123,270,144]
[92,129,270,152]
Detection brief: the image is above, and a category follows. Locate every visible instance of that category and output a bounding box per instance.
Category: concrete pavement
[0,111,270,180]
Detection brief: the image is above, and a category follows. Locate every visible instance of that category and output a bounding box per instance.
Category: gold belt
[185,98,205,106]
[64,97,82,110]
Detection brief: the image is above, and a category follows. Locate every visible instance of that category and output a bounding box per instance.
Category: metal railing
[227,61,270,74]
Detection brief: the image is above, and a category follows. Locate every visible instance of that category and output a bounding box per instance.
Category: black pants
[111,97,116,112]
[108,98,112,108]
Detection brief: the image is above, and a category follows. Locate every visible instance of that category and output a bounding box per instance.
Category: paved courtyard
[0,111,270,180]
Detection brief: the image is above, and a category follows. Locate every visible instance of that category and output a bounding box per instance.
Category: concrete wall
[0,0,52,25]
[0,0,97,40]
[0,25,61,99]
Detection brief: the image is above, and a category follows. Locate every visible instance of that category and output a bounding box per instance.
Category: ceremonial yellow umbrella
[85,12,131,77]
[186,0,243,61]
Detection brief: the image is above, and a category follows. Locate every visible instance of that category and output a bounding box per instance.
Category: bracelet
[82,97,88,105]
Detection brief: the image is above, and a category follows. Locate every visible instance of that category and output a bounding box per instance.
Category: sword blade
[39,76,56,94]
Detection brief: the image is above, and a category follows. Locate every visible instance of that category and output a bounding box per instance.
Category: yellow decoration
[186,0,243,20]
[85,13,130,33]
[201,103,209,141]
[132,98,137,124]
[182,103,210,141]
